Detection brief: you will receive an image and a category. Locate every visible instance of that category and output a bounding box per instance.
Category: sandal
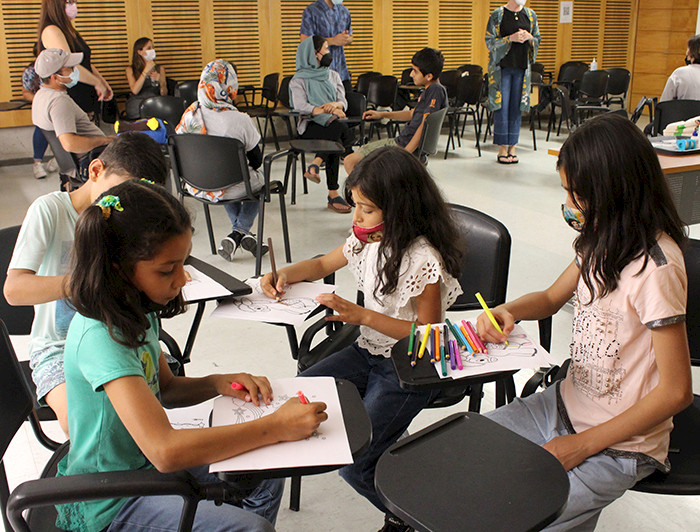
[497,155,511,164]
[508,154,519,164]
[304,163,321,184]
[327,195,352,214]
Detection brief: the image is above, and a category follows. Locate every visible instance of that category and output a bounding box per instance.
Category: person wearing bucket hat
[32,48,111,160]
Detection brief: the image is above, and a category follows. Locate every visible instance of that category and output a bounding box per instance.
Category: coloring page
[209,377,352,473]
[210,278,337,326]
[181,265,232,303]
[165,399,215,430]
[423,323,553,379]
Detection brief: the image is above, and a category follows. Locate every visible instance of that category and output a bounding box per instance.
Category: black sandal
[508,154,519,164]
[304,164,321,184]
[327,195,352,213]
[497,155,511,164]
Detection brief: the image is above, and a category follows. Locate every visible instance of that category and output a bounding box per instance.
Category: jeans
[33,126,48,161]
[224,201,260,235]
[108,465,283,532]
[300,343,439,512]
[484,384,656,531]
[493,67,526,147]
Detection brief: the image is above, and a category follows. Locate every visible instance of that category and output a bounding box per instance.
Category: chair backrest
[557,61,589,84]
[140,95,187,129]
[176,80,199,108]
[261,72,280,104]
[652,99,700,136]
[0,226,34,336]
[447,204,511,311]
[39,129,77,176]
[355,71,382,95]
[578,70,609,101]
[440,70,460,100]
[455,73,483,107]
[416,106,447,160]
[457,64,484,79]
[530,62,546,77]
[168,134,250,194]
[278,75,293,109]
[366,75,398,108]
[683,239,700,365]
[400,67,413,86]
[346,91,367,118]
[604,68,631,97]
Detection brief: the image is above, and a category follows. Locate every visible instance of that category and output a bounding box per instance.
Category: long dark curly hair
[344,147,462,299]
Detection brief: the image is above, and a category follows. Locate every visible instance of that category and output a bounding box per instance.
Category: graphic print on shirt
[140,350,160,397]
[570,296,626,404]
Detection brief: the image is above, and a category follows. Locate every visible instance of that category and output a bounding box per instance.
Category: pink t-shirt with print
[559,233,687,469]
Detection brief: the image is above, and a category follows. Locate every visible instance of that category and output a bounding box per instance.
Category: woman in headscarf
[176,59,268,261]
[290,36,354,213]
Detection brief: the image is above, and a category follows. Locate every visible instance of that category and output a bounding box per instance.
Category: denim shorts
[30,344,66,404]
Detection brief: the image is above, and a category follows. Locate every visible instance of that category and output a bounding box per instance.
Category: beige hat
[35,48,83,78]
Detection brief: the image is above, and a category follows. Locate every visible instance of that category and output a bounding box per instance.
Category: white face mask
[332,0,343,5]
[515,0,527,6]
[58,67,80,89]
[143,49,156,61]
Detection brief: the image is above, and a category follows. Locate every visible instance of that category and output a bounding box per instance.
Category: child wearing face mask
[260,147,463,532]
[477,114,692,531]
[125,37,168,119]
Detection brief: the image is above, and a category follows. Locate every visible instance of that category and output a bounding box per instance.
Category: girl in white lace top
[260,146,462,528]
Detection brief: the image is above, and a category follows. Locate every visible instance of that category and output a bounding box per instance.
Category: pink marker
[453,340,463,370]
[297,390,309,404]
[230,382,245,391]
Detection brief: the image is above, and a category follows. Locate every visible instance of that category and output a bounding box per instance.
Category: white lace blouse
[343,233,462,357]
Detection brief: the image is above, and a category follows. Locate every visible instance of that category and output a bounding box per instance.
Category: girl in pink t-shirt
[477,114,693,531]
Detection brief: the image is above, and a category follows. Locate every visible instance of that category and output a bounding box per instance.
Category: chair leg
[269,116,280,151]
[531,113,537,151]
[291,154,298,205]
[283,152,294,195]
[278,190,292,264]
[301,153,308,196]
[444,115,452,159]
[203,204,216,255]
[468,383,483,412]
[289,475,302,511]
[473,111,481,157]
[255,197,265,277]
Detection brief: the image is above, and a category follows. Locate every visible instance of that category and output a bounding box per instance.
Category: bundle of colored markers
[407,319,488,377]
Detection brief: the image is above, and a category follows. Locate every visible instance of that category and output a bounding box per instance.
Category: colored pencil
[453,340,463,370]
[449,337,456,370]
[268,237,281,302]
[411,331,420,367]
[418,324,431,359]
[434,326,441,362]
[443,325,450,360]
[465,320,488,354]
[440,330,447,376]
[429,326,435,364]
[445,318,467,351]
[407,322,416,357]
[460,324,477,353]
[475,292,508,346]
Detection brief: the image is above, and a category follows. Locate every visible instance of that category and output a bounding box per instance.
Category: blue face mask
[561,204,584,232]
[59,67,80,89]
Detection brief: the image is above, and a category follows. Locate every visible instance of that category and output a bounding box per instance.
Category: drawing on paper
[460,333,538,367]
[233,282,319,316]
[170,418,208,430]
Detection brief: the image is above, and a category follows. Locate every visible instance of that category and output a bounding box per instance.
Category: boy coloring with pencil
[261,147,462,532]
[477,115,693,530]
[4,132,167,436]
[343,47,448,175]
[58,180,328,531]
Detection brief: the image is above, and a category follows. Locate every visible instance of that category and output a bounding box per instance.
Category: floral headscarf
[176,59,238,134]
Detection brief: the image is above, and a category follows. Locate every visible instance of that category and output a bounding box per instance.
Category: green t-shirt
[56,312,161,532]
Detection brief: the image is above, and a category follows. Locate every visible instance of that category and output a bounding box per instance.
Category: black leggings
[301,120,355,191]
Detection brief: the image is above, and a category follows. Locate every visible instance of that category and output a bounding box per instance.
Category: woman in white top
[660,34,700,102]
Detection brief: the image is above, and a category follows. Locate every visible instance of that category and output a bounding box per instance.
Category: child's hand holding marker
[272,396,329,442]
[475,304,515,344]
[225,373,273,406]
[260,270,288,301]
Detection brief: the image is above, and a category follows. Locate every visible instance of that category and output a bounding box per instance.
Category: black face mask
[319,53,332,68]
[685,57,692,65]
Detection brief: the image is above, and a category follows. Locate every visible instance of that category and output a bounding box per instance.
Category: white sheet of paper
[209,377,352,473]
[181,265,232,303]
[210,278,337,326]
[428,322,553,379]
[165,399,214,430]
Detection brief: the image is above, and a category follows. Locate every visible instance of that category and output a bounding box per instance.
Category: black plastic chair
[415,106,447,164]
[176,80,199,108]
[445,74,482,158]
[237,73,280,154]
[523,238,700,498]
[355,71,382,96]
[603,68,631,108]
[652,99,700,137]
[168,134,291,276]
[339,91,367,146]
[366,75,398,139]
[0,319,226,532]
[577,70,609,105]
[0,225,60,453]
[554,60,589,99]
[457,64,484,79]
[531,61,552,84]
[140,95,187,130]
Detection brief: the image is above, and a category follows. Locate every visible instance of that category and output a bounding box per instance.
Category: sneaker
[217,231,243,262]
[240,233,269,257]
[33,162,47,179]
[378,514,412,532]
[45,158,59,173]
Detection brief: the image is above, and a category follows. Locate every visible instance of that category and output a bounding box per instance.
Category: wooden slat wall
[0,0,657,127]
[630,0,698,107]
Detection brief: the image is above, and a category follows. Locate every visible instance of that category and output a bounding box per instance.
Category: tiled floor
[1,120,699,531]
